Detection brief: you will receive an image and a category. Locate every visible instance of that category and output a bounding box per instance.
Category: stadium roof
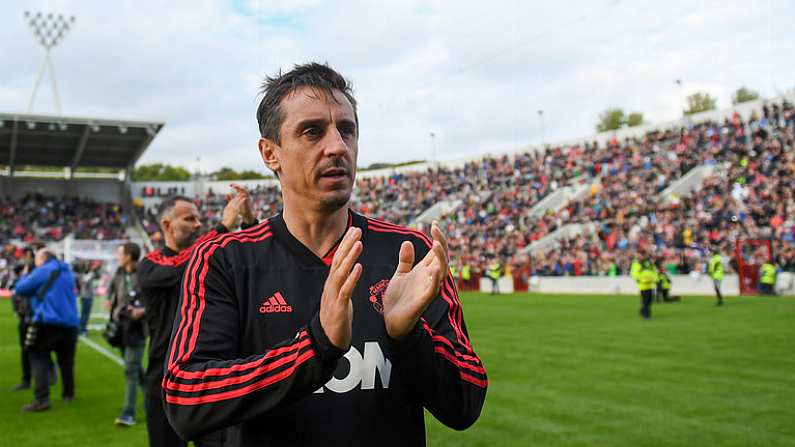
[0,112,163,174]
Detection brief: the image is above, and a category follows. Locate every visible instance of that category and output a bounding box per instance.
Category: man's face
[260,86,358,213]
[116,246,130,268]
[162,201,202,249]
[33,249,48,267]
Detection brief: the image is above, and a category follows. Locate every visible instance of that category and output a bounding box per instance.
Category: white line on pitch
[79,335,124,367]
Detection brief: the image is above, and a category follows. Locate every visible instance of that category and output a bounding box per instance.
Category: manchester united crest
[368,279,389,314]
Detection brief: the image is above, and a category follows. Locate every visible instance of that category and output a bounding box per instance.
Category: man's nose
[323,128,348,157]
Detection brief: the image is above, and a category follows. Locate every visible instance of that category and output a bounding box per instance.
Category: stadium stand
[3,99,793,290]
[0,112,162,283]
[1,193,128,244]
[125,98,795,287]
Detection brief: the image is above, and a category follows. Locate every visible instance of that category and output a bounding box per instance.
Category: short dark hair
[122,242,141,262]
[157,195,194,222]
[29,242,46,252]
[256,62,358,144]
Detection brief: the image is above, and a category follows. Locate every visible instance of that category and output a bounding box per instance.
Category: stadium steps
[412,199,462,225]
[658,163,717,204]
[520,161,724,255]
[527,176,598,219]
[522,222,599,255]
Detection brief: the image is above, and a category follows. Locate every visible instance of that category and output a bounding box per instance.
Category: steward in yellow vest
[637,260,657,319]
[758,262,777,296]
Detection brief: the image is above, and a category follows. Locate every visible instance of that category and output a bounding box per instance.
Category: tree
[683,92,717,115]
[732,86,759,105]
[596,108,644,132]
[213,167,238,180]
[238,170,268,180]
[212,167,269,180]
[596,108,625,132]
[626,112,644,127]
[132,163,191,181]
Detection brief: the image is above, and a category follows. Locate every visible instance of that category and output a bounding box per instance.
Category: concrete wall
[479,273,795,296]
[519,274,742,296]
[130,180,200,198]
[774,272,795,296]
[131,179,280,205]
[479,277,516,294]
[2,177,124,202]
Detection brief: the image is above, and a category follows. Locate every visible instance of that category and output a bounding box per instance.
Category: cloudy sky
[2,0,793,172]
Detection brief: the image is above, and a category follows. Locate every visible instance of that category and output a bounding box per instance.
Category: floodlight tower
[537,110,545,146]
[24,11,76,115]
[429,131,437,164]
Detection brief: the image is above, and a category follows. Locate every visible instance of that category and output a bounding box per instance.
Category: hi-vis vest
[658,272,671,290]
[708,255,724,280]
[760,263,776,285]
[488,263,501,280]
[637,267,658,292]
[630,260,642,281]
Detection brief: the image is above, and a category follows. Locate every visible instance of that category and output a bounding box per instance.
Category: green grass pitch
[1,293,793,446]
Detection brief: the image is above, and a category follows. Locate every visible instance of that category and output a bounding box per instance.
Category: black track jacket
[138,225,228,394]
[163,211,488,446]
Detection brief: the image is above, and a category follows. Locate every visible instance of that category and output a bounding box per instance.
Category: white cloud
[1,0,793,172]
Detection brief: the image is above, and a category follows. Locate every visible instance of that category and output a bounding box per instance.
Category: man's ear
[160,217,171,234]
[259,138,281,175]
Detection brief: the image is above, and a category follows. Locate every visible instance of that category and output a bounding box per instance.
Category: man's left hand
[383,222,449,340]
[220,194,245,230]
[230,183,256,225]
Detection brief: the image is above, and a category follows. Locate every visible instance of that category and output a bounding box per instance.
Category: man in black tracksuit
[138,191,253,446]
[163,63,487,446]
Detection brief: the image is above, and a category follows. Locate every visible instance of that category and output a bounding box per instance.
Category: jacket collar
[268,209,368,268]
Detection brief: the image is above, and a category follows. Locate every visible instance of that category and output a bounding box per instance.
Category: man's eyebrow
[292,117,328,130]
[292,117,357,130]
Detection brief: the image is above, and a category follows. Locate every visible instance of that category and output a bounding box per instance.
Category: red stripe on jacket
[366,219,473,352]
[169,223,271,370]
[165,350,315,406]
[168,331,310,381]
[165,335,312,392]
[366,218,486,388]
[146,229,221,266]
[166,223,328,404]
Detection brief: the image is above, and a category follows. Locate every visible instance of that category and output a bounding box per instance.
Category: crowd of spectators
[0,194,126,290]
[519,101,795,277]
[5,102,793,281]
[407,117,745,277]
[1,194,128,246]
[139,101,793,278]
[353,101,794,278]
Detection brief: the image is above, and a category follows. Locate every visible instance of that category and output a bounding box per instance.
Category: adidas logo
[259,291,293,314]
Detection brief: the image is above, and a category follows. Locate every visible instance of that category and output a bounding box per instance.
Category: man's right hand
[319,227,363,350]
